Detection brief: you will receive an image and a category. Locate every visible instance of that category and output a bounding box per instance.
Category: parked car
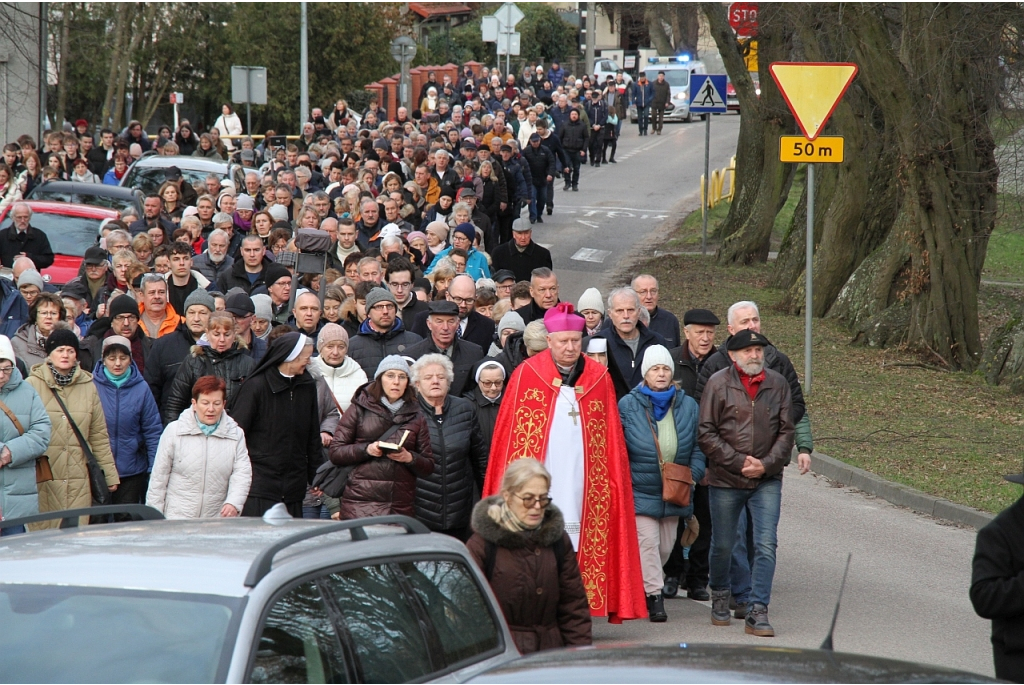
[628,57,709,124]
[0,506,519,683]
[25,180,145,217]
[468,644,997,684]
[592,58,633,86]
[121,155,246,196]
[0,201,117,285]
[726,72,760,113]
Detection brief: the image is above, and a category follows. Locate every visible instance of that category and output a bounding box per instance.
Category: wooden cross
[567,404,580,426]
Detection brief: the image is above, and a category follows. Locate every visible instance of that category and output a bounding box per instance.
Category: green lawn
[642,206,1024,515]
[984,194,1024,283]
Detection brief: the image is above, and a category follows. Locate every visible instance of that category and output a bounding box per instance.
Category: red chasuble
[484,352,648,623]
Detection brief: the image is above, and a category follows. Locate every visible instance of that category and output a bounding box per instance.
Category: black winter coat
[144,324,199,415]
[347,319,421,379]
[415,394,487,532]
[216,256,273,295]
[494,332,529,377]
[694,338,806,425]
[162,342,256,424]
[669,342,715,398]
[595,323,669,401]
[465,386,502,458]
[404,336,484,398]
[80,319,153,376]
[971,495,1024,676]
[521,144,556,188]
[0,225,55,270]
[490,240,553,284]
[558,119,589,152]
[233,368,323,504]
[329,386,434,519]
[410,310,495,354]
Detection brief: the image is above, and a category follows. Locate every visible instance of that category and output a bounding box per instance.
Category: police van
[629,55,709,124]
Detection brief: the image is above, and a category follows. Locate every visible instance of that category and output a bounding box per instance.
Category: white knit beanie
[641,344,674,379]
[577,287,605,315]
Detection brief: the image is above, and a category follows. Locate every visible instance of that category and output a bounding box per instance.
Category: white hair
[727,301,760,326]
[410,353,454,386]
[607,287,642,312]
[631,274,657,289]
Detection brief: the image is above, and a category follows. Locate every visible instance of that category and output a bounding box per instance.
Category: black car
[25,181,145,217]
[121,155,245,196]
[468,644,997,684]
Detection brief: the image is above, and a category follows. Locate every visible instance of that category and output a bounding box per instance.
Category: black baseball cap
[83,245,108,265]
[225,292,255,317]
[164,166,182,180]
[492,269,515,284]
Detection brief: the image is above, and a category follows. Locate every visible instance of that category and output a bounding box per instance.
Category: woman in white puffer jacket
[147,375,251,519]
[308,323,367,411]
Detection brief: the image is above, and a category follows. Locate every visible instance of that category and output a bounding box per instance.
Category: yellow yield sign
[779,135,844,163]
[769,62,858,140]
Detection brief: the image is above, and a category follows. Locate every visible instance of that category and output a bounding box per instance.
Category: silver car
[0,507,519,683]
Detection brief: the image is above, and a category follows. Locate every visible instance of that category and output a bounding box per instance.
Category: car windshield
[0,213,103,257]
[28,189,136,213]
[0,585,241,683]
[646,70,692,88]
[126,166,223,195]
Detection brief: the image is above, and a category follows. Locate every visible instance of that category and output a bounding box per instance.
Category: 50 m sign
[779,135,845,164]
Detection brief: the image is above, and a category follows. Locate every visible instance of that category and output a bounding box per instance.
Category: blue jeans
[708,479,782,607]
[730,505,755,604]
[529,184,547,221]
[302,504,332,520]
[1,524,26,536]
[637,106,651,133]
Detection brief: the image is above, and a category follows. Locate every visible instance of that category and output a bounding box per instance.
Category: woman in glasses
[467,458,591,654]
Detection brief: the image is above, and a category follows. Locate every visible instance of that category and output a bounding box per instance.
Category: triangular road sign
[769,62,858,141]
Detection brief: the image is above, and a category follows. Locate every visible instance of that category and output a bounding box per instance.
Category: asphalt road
[535,114,743,305]
[533,118,996,678]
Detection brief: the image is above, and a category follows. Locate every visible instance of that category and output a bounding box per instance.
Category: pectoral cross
[567,404,580,426]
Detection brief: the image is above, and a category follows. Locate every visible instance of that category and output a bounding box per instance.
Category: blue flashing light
[678,53,691,62]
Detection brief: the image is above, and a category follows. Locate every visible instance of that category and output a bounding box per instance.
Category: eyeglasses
[113,314,138,324]
[0,365,13,376]
[478,380,503,389]
[448,295,474,306]
[370,303,396,312]
[389,281,412,290]
[513,493,552,509]
[635,288,659,296]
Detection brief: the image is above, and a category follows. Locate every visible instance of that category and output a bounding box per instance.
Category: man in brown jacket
[697,329,794,639]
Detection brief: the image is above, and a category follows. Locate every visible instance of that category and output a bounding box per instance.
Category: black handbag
[48,386,112,507]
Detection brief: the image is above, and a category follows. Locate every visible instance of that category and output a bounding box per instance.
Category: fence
[701,156,736,216]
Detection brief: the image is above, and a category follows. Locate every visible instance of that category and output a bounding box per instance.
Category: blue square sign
[689,74,729,114]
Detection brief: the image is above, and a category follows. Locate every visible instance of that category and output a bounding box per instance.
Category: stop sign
[729,2,758,37]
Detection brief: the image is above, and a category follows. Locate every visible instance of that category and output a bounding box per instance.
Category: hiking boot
[546,206,552,215]
[662,575,680,599]
[745,603,774,637]
[572,187,578,191]
[711,589,731,626]
[730,596,749,619]
[687,585,710,601]
[647,594,668,622]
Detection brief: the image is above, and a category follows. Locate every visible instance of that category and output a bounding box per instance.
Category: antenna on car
[820,553,852,651]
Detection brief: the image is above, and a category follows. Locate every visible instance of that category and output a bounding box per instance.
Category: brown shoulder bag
[645,410,693,508]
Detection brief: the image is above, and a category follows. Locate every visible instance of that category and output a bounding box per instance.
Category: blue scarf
[640,384,675,421]
[195,412,222,437]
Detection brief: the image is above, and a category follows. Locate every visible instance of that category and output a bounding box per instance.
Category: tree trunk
[644,5,675,56]
[112,3,155,131]
[700,2,766,240]
[715,3,794,265]
[101,4,126,128]
[979,305,1024,394]
[52,3,72,130]
[837,4,1001,370]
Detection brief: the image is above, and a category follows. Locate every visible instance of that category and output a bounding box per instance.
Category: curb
[809,451,994,529]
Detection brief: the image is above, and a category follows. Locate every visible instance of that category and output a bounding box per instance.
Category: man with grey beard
[697,329,794,640]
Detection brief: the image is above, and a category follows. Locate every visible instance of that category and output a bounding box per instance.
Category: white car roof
[0,518,464,597]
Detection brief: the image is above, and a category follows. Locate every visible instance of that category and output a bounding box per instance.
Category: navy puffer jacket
[93,361,163,478]
[618,385,705,519]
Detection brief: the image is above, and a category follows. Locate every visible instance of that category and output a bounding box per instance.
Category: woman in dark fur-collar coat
[465,458,592,654]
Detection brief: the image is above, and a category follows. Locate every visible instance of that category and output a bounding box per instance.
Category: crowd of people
[0,60,820,651]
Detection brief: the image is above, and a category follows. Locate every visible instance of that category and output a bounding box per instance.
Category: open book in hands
[378,430,411,454]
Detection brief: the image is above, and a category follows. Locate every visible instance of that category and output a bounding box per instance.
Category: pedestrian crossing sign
[689,74,728,114]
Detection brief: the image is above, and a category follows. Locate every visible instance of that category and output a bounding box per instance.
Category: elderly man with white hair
[595,287,669,401]
[0,202,54,270]
[484,302,648,622]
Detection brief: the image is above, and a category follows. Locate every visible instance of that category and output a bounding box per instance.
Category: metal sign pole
[246,68,252,134]
[805,162,814,394]
[505,4,512,77]
[702,114,711,256]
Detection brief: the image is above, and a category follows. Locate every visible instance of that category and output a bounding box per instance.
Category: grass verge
[639,206,1024,515]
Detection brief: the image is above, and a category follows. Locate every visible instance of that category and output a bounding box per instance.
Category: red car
[0,201,119,286]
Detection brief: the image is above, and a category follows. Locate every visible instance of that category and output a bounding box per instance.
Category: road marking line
[537,243,554,249]
[559,205,673,212]
[576,220,599,228]
[571,248,612,263]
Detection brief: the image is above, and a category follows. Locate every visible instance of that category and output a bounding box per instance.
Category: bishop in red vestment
[484,303,647,623]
